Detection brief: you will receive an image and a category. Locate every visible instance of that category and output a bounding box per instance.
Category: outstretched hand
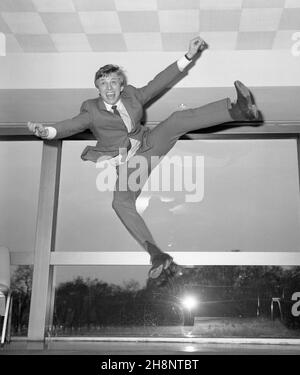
[186,36,209,59]
[27,121,49,138]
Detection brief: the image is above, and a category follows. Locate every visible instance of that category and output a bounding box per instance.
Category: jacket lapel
[97,92,136,132]
[97,97,108,112]
[121,92,136,130]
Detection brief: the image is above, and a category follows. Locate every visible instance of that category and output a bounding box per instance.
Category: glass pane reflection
[0,142,42,252]
[55,140,300,252]
[10,265,33,337]
[52,266,300,338]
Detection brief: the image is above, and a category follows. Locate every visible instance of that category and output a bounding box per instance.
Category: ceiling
[0,0,300,124]
[0,0,299,53]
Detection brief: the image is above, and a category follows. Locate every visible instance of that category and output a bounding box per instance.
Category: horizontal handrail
[0,122,300,141]
[10,251,300,266]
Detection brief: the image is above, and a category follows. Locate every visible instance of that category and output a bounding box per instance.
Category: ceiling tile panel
[158,0,199,10]
[115,0,158,11]
[87,34,126,52]
[0,14,11,33]
[1,12,48,34]
[279,9,300,29]
[51,33,91,52]
[284,0,300,7]
[119,11,159,32]
[72,0,116,11]
[124,32,162,51]
[31,0,75,12]
[40,12,83,33]
[272,30,299,49]
[200,0,243,9]
[16,34,57,52]
[199,10,241,31]
[161,32,199,51]
[79,11,121,34]
[5,34,23,52]
[159,10,199,32]
[236,31,276,49]
[0,0,35,12]
[200,31,238,50]
[242,0,285,8]
[240,8,283,31]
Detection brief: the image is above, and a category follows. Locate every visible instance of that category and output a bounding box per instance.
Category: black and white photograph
[0,0,300,360]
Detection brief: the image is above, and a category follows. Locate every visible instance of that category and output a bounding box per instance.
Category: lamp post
[181,295,199,326]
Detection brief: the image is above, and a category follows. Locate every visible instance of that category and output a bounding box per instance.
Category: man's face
[96,73,123,105]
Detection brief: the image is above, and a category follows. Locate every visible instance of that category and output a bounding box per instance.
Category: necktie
[111,105,121,117]
[111,105,131,160]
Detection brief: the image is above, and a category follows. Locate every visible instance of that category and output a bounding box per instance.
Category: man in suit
[28,36,260,284]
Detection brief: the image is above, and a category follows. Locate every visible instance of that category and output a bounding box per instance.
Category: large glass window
[51,265,300,338]
[55,139,300,252]
[0,141,42,252]
[10,265,33,337]
[0,142,39,337]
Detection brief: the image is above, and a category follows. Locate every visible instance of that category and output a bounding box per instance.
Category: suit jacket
[51,61,183,163]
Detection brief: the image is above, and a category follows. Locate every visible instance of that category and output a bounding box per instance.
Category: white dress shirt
[100,100,141,166]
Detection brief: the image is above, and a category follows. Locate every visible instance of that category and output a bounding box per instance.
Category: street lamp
[181,295,199,327]
[181,295,199,311]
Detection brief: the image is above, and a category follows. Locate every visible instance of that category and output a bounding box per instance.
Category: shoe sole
[148,258,173,279]
[147,262,184,289]
[234,80,259,120]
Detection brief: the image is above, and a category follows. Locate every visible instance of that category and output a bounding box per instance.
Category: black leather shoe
[232,80,259,121]
[147,262,183,289]
[146,271,169,288]
[148,253,173,279]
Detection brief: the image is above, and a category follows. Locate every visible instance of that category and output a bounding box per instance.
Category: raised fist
[27,121,49,138]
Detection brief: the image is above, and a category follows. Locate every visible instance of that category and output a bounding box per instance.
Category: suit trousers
[112,98,233,251]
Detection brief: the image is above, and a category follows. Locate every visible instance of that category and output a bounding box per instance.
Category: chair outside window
[0,246,12,347]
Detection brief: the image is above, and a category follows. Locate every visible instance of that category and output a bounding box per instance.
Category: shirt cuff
[177,55,192,72]
[45,126,57,139]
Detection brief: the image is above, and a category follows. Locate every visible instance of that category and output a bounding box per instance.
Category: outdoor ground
[2,317,299,355]
[1,340,300,355]
[48,317,300,338]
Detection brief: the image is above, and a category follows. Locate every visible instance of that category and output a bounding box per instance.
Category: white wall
[0,50,300,89]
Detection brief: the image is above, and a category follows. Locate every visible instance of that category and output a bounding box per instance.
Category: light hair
[94,64,127,88]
